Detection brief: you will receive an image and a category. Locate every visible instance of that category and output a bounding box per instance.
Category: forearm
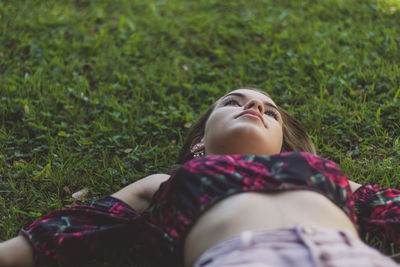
[17,196,148,265]
[0,236,34,267]
[0,174,170,267]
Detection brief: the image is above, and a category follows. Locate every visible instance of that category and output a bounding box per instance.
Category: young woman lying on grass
[1,88,399,267]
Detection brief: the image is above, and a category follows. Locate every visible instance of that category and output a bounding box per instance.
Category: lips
[237,110,265,125]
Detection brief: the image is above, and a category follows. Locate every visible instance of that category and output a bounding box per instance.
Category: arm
[0,174,169,267]
[112,173,170,212]
[0,236,34,267]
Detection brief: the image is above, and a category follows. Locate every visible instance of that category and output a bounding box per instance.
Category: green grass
[1,0,400,265]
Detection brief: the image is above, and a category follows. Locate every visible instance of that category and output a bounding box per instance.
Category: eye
[264,110,279,120]
[223,98,241,106]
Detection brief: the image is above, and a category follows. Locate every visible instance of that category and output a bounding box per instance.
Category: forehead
[219,89,276,105]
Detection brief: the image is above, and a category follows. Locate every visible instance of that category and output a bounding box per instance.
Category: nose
[244,99,264,114]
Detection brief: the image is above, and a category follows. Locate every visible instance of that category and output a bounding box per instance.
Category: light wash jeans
[193,224,399,267]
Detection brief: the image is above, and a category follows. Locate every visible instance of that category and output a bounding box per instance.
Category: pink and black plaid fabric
[20,152,400,266]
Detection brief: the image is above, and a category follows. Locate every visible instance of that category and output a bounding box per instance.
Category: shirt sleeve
[353,184,400,245]
[19,196,148,266]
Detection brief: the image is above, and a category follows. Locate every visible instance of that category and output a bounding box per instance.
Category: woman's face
[203,89,283,156]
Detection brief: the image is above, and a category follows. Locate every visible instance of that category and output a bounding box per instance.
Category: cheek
[267,122,283,147]
[276,127,284,150]
[278,129,284,147]
[204,117,221,142]
[277,125,283,138]
[204,111,229,135]
[276,125,284,142]
[203,111,233,149]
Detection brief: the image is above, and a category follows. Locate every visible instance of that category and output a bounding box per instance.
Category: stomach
[183,190,359,267]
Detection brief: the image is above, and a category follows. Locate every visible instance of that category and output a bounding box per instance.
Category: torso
[183,190,359,267]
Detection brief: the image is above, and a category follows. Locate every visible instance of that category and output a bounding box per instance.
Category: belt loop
[295,224,321,267]
[296,224,316,237]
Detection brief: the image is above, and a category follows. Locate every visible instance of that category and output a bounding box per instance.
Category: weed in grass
[1,0,399,265]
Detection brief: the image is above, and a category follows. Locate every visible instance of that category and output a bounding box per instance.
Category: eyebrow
[222,92,279,110]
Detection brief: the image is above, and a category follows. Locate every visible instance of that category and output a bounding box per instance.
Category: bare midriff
[183,190,359,267]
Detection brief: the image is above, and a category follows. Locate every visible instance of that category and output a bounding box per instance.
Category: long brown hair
[170,88,315,173]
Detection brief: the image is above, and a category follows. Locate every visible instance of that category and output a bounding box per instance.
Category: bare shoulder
[112,173,170,212]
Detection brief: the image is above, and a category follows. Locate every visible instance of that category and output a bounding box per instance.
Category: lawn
[1,0,400,265]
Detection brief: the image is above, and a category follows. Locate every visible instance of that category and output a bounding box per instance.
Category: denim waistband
[193,224,399,267]
[199,224,356,253]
